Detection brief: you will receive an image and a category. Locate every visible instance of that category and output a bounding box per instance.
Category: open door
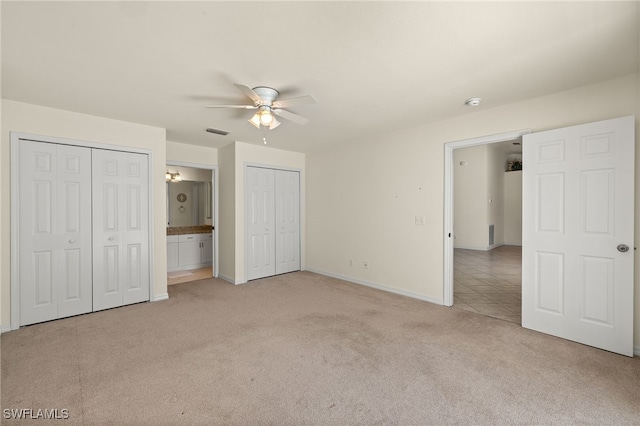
[522,116,635,356]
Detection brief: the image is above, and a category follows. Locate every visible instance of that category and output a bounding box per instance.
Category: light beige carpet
[2,271,639,425]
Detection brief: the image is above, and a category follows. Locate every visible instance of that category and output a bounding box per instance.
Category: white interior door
[522,116,634,356]
[92,150,150,311]
[18,141,92,325]
[275,170,301,275]
[246,167,276,280]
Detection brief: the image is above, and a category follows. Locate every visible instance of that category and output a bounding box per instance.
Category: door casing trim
[443,129,531,307]
[10,132,155,330]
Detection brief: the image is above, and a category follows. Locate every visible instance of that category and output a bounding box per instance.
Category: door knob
[617,244,630,253]
[69,239,75,244]
[108,236,115,241]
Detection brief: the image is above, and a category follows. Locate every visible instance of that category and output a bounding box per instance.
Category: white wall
[168,181,196,227]
[453,143,506,250]
[1,100,168,327]
[306,73,640,346]
[487,144,505,247]
[504,171,523,245]
[218,143,236,282]
[166,140,218,166]
[453,145,488,249]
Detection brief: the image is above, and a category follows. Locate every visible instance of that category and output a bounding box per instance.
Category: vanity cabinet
[167,233,212,272]
[167,235,179,269]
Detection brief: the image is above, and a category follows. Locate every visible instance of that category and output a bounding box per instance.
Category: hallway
[452,245,522,324]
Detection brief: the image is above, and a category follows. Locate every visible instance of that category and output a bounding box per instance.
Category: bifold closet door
[92,150,150,311]
[247,167,276,280]
[19,141,93,326]
[246,167,300,281]
[275,170,300,275]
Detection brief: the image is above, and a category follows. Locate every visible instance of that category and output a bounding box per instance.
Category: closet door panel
[121,154,149,305]
[93,156,122,311]
[57,145,93,318]
[19,141,92,325]
[246,167,276,280]
[275,170,300,275]
[93,150,150,310]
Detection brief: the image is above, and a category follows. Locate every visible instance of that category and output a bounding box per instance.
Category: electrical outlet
[364,260,369,269]
[415,216,425,226]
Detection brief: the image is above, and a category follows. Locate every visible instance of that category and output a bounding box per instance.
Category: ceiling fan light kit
[206,83,316,131]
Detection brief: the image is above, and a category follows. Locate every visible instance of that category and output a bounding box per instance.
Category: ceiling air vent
[206,127,230,136]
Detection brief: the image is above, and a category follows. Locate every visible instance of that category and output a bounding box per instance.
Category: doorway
[444,118,635,356]
[451,140,523,323]
[166,161,218,285]
[443,129,531,315]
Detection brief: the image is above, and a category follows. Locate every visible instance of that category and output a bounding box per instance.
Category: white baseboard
[219,274,246,285]
[454,243,510,251]
[454,244,491,251]
[503,242,522,246]
[151,293,169,302]
[0,324,12,334]
[305,268,444,306]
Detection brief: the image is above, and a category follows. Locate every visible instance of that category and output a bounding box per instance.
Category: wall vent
[206,127,230,136]
[489,224,495,246]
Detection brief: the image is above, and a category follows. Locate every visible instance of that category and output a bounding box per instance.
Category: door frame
[10,132,155,331]
[244,163,302,283]
[166,160,219,278]
[443,129,531,306]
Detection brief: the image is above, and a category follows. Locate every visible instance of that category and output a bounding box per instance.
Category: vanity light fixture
[165,171,182,182]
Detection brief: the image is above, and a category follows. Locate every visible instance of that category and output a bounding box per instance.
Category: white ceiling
[2,1,638,153]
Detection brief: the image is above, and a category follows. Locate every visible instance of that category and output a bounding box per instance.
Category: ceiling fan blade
[273,108,309,125]
[234,83,262,103]
[205,104,257,109]
[272,95,317,109]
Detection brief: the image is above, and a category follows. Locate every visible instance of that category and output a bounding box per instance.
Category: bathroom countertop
[167,225,214,236]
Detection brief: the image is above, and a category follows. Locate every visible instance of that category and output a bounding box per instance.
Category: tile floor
[167,266,213,285]
[453,245,522,324]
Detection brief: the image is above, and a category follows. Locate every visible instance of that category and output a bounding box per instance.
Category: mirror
[166,166,212,227]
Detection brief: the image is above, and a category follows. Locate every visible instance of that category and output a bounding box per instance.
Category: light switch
[415,216,425,226]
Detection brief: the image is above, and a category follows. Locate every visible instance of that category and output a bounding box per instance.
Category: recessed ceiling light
[465,97,481,107]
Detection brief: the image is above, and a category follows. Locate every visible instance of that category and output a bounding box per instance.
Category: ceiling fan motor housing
[253,87,279,105]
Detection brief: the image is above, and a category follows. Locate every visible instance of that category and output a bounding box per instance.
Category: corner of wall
[218,143,236,282]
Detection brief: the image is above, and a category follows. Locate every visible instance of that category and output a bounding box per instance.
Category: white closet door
[275,170,300,275]
[19,141,92,325]
[92,150,150,311]
[246,167,276,280]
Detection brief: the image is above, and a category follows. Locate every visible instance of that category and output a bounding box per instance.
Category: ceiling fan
[206,84,317,130]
